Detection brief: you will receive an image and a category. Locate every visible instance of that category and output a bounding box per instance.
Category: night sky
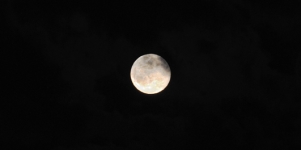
[3,0,301,149]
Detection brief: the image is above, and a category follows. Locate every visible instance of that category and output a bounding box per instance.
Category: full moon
[130,54,171,94]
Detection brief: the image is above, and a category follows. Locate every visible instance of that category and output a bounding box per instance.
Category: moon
[130,54,171,94]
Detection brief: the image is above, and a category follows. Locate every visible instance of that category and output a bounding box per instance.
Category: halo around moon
[130,54,171,94]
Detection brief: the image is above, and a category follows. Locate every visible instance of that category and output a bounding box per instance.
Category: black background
[3,0,301,149]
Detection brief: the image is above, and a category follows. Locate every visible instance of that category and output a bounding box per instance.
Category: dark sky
[3,0,301,149]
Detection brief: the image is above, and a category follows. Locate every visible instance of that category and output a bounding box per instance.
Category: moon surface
[130,54,171,94]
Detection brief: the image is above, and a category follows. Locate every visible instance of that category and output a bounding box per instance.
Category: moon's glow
[130,54,171,94]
